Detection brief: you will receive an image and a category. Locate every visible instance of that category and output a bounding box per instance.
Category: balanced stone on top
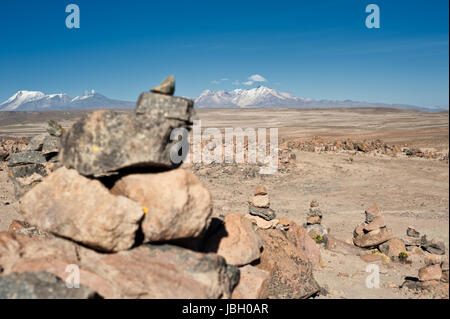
[248,185,276,221]
[151,75,175,96]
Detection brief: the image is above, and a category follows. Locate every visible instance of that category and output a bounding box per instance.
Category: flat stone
[307,206,322,217]
[353,227,393,248]
[307,215,322,225]
[422,237,446,255]
[248,205,276,221]
[323,235,365,256]
[365,204,381,223]
[245,214,278,229]
[26,134,46,151]
[7,151,46,167]
[363,215,385,232]
[150,75,175,95]
[310,200,319,207]
[400,235,423,246]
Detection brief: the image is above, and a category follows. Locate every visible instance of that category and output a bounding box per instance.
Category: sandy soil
[0,107,448,298]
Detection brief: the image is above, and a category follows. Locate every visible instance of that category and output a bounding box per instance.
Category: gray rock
[47,120,64,137]
[150,75,175,95]
[305,223,328,238]
[8,164,48,199]
[406,226,420,238]
[26,134,47,151]
[7,151,46,167]
[41,135,60,155]
[60,94,194,177]
[0,272,99,299]
[422,237,446,255]
[307,206,323,217]
[248,205,276,221]
[0,148,9,161]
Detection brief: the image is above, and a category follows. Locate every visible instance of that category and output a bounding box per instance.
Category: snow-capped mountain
[195,86,447,111]
[0,90,135,111]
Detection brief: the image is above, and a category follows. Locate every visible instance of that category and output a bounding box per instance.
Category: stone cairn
[6,122,62,199]
[353,204,393,249]
[304,200,327,240]
[0,77,322,299]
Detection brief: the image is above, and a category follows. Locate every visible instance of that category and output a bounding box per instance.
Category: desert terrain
[0,107,448,299]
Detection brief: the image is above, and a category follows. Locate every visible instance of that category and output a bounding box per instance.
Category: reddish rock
[20,167,144,252]
[418,264,443,282]
[323,235,365,256]
[360,254,383,263]
[7,220,27,233]
[310,200,319,208]
[111,168,212,243]
[285,222,321,268]
[307,216,322,225]
[353,227,393,248]
[253,185,267,196]
[255,228,320,299]
[231,265,269,299]
[363,216,386,232]
[378,238,406,258]
[245,214,278,230]
[249,194,270,208]
[0,232,239,299]
[424,254,444,266]
[205,213,262,266]
[365,204,381,223]
[407,226,420,238]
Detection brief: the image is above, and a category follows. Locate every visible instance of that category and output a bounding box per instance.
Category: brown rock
[231,265,269,299]
[360,254,383,263]
[249,194,270,208]
[353,227,393,248]
[310,200,319,207]
[400,235,423,246]
[424,254,444,266]
[20,167,144,252]
[0,232,239,299]
[418,264,443,281]
[407,226,420,238]
[245,214,278,230]
[323,235,365,256]
[353,224,365,237]
[253,185,267,196]
[255,228,320,298]
[307,215,322,225]
[285,222,321,268]
[205,213,262,266]
[111,169,212,243]
[365,204,381,223]
[378,238,406,258]
[363,216,386,232]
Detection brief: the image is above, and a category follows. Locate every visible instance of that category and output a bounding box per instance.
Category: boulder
[205,213,262,266]
[0,232,239,299]
[418,264,443,281]
[60,93,194,177]
[111,169,212,243]
[0,272,98,299]
[20,167,144,252]
[285,222,321,268]
[353,227,393,248]
[255,228,320,298]
[231,265,269,299]
[378,238,406,258]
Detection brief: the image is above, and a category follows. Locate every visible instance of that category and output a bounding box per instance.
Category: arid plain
[0,107,448,298]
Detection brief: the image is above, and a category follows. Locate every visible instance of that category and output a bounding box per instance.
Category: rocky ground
[0,102,448,299]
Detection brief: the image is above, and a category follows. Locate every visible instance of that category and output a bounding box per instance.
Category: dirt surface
[0,107,448,299]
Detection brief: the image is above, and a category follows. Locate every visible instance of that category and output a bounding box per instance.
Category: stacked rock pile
[0,77,322,299]
[6,122,62,199]
[247,185,277,224]
[304,200,327,240]
[353,204,393,249]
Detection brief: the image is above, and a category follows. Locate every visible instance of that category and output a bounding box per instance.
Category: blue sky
[0,0,448,108]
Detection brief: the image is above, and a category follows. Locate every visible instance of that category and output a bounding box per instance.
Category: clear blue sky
[0,0,448,107]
